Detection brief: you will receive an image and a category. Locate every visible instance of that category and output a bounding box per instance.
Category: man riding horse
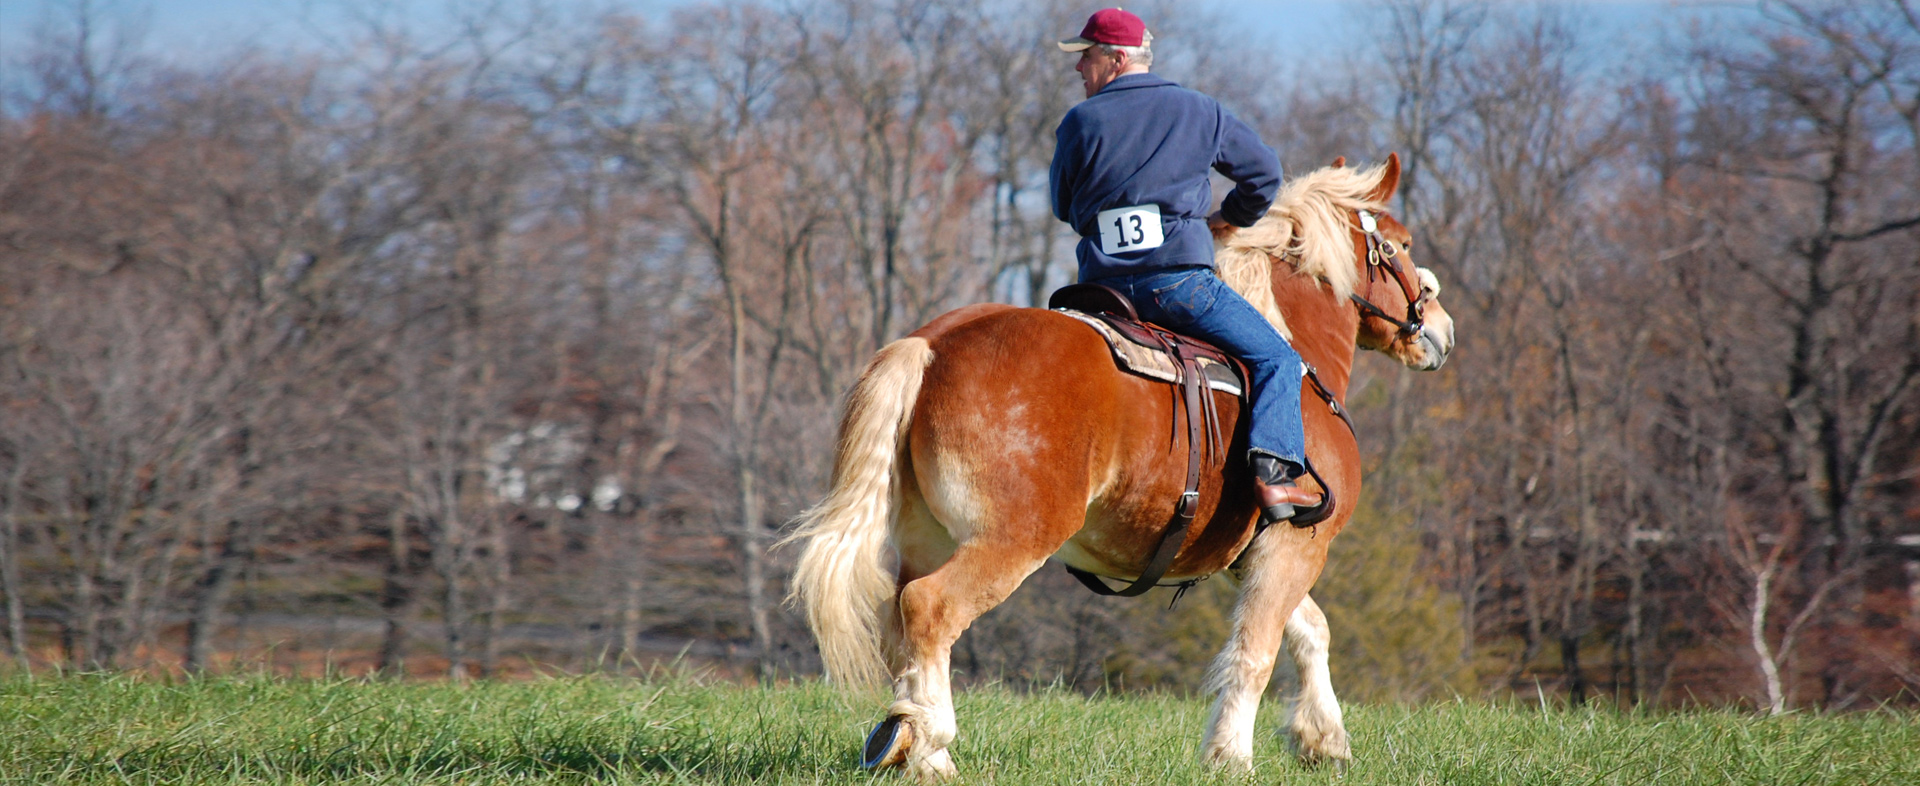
[787,7,1456,779]
[1053,8,1323,525]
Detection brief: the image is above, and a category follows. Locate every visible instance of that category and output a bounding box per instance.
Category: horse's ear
[1330,156,1346,168]
[1367,152,1402,203]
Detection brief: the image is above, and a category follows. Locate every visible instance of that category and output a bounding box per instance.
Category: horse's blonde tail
[783,336,933,688]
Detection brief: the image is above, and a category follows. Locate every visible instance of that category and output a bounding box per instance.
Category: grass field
[2,671,1913,784]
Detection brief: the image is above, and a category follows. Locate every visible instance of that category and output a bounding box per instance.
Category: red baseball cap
[1058,8,1148,52]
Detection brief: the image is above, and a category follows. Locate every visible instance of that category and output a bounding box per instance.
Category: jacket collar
[1095,72,1176,95]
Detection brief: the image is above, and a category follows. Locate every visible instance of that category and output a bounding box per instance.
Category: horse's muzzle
[1412,326,1451,371]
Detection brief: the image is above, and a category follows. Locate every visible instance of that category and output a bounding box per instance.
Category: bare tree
[1670,0,1920,713]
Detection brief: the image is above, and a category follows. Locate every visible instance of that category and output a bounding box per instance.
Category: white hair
[1095,29,1153,67]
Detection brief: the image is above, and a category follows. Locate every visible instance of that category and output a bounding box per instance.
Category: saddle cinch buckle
[1176,489,1200,517]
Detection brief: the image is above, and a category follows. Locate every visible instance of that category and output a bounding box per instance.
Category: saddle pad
[1057,310,1245,396]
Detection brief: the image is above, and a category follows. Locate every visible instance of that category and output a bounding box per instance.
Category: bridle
[1348,209,1427,339]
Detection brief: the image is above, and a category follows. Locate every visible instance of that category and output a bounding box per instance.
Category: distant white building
[485,423,623,512]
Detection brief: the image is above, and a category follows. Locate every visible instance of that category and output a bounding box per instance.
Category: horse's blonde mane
[1213,162,1389,339]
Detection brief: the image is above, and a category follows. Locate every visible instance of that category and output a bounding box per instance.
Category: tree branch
[1832,213,1920,244]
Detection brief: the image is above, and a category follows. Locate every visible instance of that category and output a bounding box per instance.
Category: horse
[786,154,1454,780]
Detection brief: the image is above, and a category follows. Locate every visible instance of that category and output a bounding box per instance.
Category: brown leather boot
[1252,456,1324,525]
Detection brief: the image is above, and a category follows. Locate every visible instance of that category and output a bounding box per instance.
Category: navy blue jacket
[1050,73,1283,281]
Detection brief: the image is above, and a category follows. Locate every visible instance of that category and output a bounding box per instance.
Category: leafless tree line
[0,0,1915,710]
[1353,0,1920,710]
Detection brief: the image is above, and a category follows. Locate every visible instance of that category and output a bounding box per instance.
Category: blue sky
[1,1,1744,71]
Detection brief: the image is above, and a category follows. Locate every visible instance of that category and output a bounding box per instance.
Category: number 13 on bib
[1097,204,1165,256]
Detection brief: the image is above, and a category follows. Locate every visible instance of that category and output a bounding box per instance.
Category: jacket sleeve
[1050,115,1083,224]
[1212,106,1282,228]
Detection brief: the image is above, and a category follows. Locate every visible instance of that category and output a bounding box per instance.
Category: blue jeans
[1096,266,1306,468]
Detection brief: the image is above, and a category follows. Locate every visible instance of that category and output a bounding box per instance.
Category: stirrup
[1256,479,1320,524]
[1288,495,1333,527]
[1287,459,1336,528]
[1252,457,1335,529]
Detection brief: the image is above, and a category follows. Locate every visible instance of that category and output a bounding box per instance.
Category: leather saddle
[1048,284,1247,395]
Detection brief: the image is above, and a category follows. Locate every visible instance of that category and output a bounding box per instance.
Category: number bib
[1096,204,1165,255]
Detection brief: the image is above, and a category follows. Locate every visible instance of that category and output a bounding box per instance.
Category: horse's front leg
[1280,594,1350,765]
[1201,529,1325,770]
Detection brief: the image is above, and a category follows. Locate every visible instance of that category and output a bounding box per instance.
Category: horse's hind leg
[1279,594,1350,765]
[875,536,1049,782]
[1201,530,1326,770]
[879,494,957,677]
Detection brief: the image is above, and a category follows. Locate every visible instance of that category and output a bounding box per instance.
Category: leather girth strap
[1051,283,1226,598]
[1066,335,1212,597]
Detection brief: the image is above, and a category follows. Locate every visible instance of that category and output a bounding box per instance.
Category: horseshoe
[861,714,912,769]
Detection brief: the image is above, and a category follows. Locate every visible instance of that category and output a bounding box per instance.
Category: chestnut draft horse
[787,155,1454,780]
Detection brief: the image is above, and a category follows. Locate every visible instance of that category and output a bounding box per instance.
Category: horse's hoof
[1290,726,1352,768]
[861,714,912,769]
[1201,744,1255,773]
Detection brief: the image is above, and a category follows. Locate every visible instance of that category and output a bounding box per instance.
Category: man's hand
[1207,210,1232,232]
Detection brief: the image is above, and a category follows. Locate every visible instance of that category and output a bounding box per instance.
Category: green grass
[1,671,1913,784]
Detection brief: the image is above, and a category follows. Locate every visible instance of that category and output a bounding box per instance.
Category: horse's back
[908,302,1018,341]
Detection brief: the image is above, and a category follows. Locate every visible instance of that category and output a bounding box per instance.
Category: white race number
[1096,204,1165,255]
